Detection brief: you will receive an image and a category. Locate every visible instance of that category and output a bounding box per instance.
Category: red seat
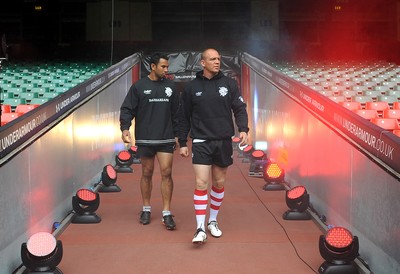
[354,109,378,120]
[393,102,400,110]
[15,104,40,114]
[1,104,12,113]
[382,109,400,120]
[371,118,400,130]
[393,130,400,137]
[0,112,23,126]
[339,101,362,111]
[365,101,390,111]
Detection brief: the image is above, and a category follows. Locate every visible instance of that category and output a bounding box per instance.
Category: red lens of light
[77,189,96,202]
[287,186,306,200]
[106,165,116,179]
[118,150,131,161]
[252,150,265,159]
[325,227,353,249]
[244,145,254,153]
[232,137,241,143]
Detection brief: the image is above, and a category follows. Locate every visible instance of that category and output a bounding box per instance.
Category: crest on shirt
[165,87,173,97]
[239,96,244,103]
[195,91,202,97]
[144,89,151,95]
[219,87,228,97]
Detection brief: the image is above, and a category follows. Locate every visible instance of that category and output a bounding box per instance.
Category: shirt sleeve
[178,86,192,147]
[230,78,249,133]
[119,84,139,131]
[170,82,180,137]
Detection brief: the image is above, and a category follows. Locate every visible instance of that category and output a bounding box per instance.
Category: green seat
[54,87,69,93]
[35,87,50,96]
[30,98,50,104]
[1,92,14,102]
[19,92,39,101]
[2,98,27,110]
[43,92,61,99]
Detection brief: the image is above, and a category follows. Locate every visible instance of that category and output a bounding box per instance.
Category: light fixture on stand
[263,161,285,191]
[21,232,63,273]
[98,164,121,192]
[282,185,311,220]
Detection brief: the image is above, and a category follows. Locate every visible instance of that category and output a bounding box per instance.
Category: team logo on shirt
[144,89,151,94]
[219,87,228,97]
[195,91,202,97]
[165,87,173,97]
[239,96,244,103]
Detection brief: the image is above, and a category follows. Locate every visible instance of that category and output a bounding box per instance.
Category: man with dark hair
[120,53,179,230]
[179,48,249,243]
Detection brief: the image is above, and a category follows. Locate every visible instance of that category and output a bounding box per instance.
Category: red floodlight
[128,145,141,164]
[237,143,248,158]
[242,144,254,163]
[115,150,133,173]
[252,150,266,160]
[232,136,241,151]
[263,161,285,191]
[248,150,267,177]
[21,232,63,273]
[98,164,121,192]
[71,189,101,224]
[319,227,359,274]
[282,185,311,220]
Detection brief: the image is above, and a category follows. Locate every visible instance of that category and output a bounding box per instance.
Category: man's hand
[180,147,189,157]
[121,130,132,143]
[239,131,248,146]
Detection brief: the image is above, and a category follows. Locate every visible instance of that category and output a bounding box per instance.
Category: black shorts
[192,139,233,167]
[137,144,175,158]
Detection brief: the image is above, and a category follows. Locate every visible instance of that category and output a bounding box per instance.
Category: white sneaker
[192,228,207,244]
[207,221,222,238]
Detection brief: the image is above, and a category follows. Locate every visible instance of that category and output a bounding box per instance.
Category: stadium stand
[0,61,108,125]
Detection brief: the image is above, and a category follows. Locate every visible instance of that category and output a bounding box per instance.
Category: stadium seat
[365,101,390,116]
[371,118,400,130]
[354,109,379,120]
[339,101,362,111]
[1,104,12,113]
[382,109,400,120]
[19,92,39,101]
[386,90,400,98]
[15,104,40,114]
[30,98,50,104]
[341,90,357,98]
[0,91,14,99]
[377,95,398,105]
[43,92,62,99]
[393,130,400,137]
[2,98,27,110]
[363,90,381,99]
[352,95,373,105]
[393,102,400,110]
[319,90,334,97]
[0,112,23,126]
[329,96,346,103]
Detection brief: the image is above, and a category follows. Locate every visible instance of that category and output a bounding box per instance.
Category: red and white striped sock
[209,186,224,223]
[194,189,208,230]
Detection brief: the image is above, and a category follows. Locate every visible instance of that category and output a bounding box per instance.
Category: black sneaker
[140,211,151,225]
[162,214,176,230]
